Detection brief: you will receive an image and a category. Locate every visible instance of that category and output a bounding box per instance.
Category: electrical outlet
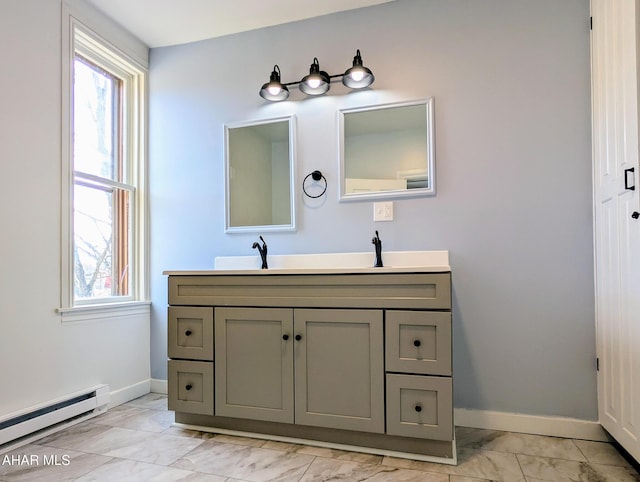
[373,201,394,221]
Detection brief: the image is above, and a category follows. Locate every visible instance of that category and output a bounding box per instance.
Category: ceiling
[86,0,396,48]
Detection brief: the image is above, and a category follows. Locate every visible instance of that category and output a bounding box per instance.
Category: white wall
[0,0,150,418]
[149,0,595,422]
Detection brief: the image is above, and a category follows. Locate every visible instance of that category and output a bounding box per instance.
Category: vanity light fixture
[259,49,375,102]
[259,65,290,102]
[299,58,330,96]
[342,50,375,89]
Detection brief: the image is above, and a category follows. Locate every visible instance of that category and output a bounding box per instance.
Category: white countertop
[163,251,450,276]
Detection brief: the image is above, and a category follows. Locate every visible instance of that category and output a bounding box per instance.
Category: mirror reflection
[339,98,435,201]
[224,116,296,232]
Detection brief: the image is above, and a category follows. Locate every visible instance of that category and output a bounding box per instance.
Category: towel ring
[303,170,327,199]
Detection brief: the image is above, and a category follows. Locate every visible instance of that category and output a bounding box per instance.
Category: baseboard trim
[108,380,150,408]
[455,408,608,441]
[150,379,168,395]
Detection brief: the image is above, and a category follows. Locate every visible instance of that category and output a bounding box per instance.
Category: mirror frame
[338,98,435,202]
[224,115,297,233]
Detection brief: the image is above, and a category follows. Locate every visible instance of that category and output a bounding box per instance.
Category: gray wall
[150,0,595,419]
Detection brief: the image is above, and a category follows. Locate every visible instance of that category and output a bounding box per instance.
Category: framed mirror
[224,116,296,233]
[338,98,435,201]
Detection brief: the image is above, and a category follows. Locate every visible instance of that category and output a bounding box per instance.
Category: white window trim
[56,300,151,323]
[61,2,149,314]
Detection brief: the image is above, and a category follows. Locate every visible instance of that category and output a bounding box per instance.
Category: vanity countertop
[163,250,450,276]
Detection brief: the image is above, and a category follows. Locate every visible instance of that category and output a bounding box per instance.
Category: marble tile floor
[1,393,638,482]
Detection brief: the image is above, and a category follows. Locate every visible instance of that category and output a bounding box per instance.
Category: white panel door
[592,0,640,462]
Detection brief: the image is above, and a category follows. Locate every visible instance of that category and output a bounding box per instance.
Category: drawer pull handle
[414,404,422,413]
[282,334,290,341]
[185,330,192,336]
[413,339,421,347]
[295,334,302,341]
[185,384,193,391]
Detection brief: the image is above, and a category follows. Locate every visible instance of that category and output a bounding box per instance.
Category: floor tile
[384,448,525,481]
[0,444,111,481]
[163,426,217,441]
[19,394,640,482]
[259,440,303,452]
[171,439,314,481]
[456,427,586,462]
[590,464,640,482]
[210,434,266,447]
[449,477,494,482]
[299,456,449,481]
[574,440,632,467]
[518,453,640,482]
[261,440,383,465]
[75,458,226,481]
[124,392,169,411]
[39,424,203,466]
[93,405,175,432]
[34,420,115,450]
[94,429,204,466]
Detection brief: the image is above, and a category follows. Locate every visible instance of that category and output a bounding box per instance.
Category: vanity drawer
[168,273,451,310]
[168,360,214,415]
[168,307,214,361]
[385,311,451,376]
[386,374,452,441]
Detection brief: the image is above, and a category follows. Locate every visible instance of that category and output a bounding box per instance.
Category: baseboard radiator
[0,384,109,450]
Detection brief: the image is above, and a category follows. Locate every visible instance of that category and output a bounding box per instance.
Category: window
[62,21,147,309]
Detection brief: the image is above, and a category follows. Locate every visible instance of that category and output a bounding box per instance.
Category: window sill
[57,300,151,323]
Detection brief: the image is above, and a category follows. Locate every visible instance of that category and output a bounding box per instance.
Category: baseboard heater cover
[0,384,109,447]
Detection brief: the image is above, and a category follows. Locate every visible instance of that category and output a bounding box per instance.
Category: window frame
[60,12,148,314]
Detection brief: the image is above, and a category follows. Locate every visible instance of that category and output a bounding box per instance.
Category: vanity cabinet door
[214,307,294,423]
[293,309,384,433]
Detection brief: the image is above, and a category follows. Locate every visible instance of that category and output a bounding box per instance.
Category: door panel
[592,0,640,462]
[294,309,384,433]
[215,307,294,423]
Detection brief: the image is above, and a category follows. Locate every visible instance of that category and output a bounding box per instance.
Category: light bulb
[307,77,321,89]
[349,69,365,82]
[268,85,281,96]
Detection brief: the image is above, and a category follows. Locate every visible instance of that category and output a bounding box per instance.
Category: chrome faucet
[372,230,383,267]
[252,236,268,269]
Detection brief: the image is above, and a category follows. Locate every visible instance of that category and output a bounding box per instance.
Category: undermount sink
[212,250,450,273]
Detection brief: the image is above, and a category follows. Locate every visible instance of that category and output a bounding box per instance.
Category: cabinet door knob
[185,384,193,391]
[185,330,192,336]
[414,404,422,413]
[413,339,421,347]
[282,334,289,341]
[295,334,302,341]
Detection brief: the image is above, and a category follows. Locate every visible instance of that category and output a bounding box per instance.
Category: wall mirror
[338,98,435,201]
[224,116,296,233]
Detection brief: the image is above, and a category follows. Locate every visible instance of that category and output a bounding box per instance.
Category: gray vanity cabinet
[214,307,384,433]
[166,271,454,461]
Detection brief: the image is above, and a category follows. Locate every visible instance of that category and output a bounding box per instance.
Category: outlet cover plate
[374,201,394,221]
